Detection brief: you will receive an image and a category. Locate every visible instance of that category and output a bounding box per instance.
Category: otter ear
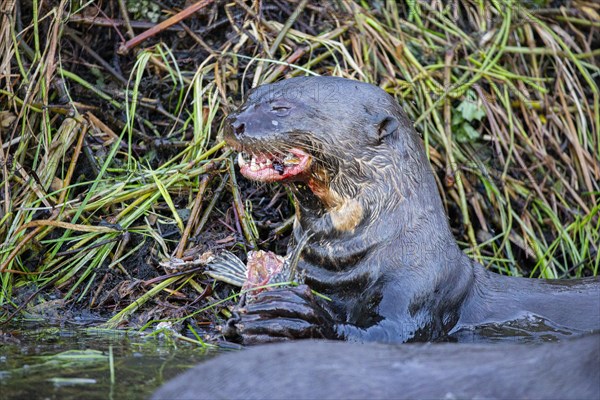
[373,115,400,143]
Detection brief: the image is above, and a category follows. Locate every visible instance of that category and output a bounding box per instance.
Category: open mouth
[237,148,311,182]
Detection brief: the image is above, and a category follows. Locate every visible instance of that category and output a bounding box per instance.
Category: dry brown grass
[0,0,598,331]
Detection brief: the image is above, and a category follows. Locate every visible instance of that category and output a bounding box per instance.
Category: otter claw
[223,314,243,341]
[223,285,336,343]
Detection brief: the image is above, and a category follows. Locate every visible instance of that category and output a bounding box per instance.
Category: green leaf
[457,98,486,122]
[456,122,481,143]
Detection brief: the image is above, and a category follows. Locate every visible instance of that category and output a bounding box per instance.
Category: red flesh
[239,148,311,182]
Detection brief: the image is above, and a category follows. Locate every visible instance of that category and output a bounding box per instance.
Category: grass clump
[0,0,597,336]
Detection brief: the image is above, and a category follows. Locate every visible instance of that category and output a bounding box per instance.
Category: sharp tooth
[283,156,300,166]
[265,159,272,166]
[237,153,246,167]
[284,153,300,163]
[250,157,259,171]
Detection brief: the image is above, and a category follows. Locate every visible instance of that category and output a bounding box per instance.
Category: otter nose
[225,110,249,140]
[231,119,246,139]
[226,103,278,141]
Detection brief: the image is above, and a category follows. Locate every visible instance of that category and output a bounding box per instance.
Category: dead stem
[0,0,597,329]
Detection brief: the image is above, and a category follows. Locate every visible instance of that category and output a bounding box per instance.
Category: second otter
[223,76,599,343]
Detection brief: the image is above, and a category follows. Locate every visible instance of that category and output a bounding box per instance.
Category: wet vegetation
[0,0,598,343]
[0,324,217,399]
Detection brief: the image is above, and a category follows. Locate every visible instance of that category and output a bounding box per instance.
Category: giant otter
[223,76,600,344]
[152,334,600,400]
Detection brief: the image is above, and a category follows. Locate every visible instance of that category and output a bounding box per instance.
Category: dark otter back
[152,335,599,400]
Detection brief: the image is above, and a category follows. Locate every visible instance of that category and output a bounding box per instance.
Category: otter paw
[225,285,335,344]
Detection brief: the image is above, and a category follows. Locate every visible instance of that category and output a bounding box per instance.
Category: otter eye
[270,100,292,116]
[271,106,291,117]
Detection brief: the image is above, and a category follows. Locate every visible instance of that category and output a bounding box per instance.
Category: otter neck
[290,180,370,236]
[289,182,374,270]
[289,166,464,273]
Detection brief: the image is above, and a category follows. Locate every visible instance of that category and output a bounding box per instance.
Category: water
[448,314,592,343]
[0,323,224,400]
[1,316,593,399]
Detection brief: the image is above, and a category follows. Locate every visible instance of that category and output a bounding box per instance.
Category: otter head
[224,77,426,219]
[225,76,459,273]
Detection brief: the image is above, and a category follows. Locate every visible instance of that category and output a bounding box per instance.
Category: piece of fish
[206,233,310,297]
